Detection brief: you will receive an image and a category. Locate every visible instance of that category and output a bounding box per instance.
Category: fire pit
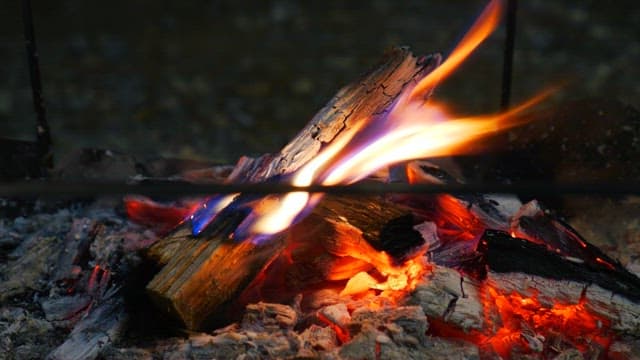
[2,1,640,359]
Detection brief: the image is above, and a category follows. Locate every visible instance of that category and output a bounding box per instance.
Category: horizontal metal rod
[0,181,639,198]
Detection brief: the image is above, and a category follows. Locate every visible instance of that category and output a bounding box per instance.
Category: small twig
[21,0,52,170]
[500,0,518,110]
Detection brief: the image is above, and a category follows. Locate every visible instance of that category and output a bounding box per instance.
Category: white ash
[0,202,151,359]
[104,301,480,360]
[408,266,484,333]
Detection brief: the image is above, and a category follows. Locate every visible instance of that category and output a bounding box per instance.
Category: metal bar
[21,0,52,169]
[1,181,639,198]
[500,0,518,110]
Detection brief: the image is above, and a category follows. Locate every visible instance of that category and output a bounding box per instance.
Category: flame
[190,193,239,234]
[409,0,503,101]
[248,0,548,236]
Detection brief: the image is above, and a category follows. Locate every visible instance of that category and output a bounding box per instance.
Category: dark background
[1,0,639,164]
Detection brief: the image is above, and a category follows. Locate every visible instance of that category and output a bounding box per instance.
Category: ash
[0,199,153,359]
[0,198,477,359]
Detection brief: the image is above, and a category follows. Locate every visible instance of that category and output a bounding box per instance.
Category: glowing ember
[427,283,613,357]
[480,285,612,357]
[339,256,430,299]
[124,195,200,234]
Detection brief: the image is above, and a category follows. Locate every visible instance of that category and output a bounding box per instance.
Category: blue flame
[190,195,229,236]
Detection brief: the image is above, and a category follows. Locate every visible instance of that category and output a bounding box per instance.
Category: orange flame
[250,0,545,237]
[409,0,503,101]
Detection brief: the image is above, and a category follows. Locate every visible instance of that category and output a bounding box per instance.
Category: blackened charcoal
[482,230,640,302]
[378,214,425,263]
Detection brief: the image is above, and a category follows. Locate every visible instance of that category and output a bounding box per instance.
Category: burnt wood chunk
[482,229,640,302]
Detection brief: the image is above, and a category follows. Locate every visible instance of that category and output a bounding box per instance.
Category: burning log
[229,47,441,182]
[146,194,419,330]
[238,195,425,306]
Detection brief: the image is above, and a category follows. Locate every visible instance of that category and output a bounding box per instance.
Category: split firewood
[146,194,419,330]
[146,211,286,330]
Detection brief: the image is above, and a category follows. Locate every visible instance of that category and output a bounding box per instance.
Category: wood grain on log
[146,226,287,330]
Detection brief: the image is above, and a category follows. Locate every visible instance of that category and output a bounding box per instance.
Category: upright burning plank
[146,47,441,330]
[232,47,441,182]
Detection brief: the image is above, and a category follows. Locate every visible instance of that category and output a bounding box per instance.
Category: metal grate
[2,181,640,198]
[6,0,639,198]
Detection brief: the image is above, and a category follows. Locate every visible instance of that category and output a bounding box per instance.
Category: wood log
[237,195,422,306]
[229,47,440,182]
[146,219,287,330]
[146,195,419,330]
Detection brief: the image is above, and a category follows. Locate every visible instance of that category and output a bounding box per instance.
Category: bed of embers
[2,150,640,360]
[3,1,640,359]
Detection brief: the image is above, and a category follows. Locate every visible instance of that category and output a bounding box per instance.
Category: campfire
[3,1,640,359]
[123,1,640,358]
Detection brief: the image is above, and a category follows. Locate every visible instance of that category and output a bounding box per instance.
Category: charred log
[482,229,640,303]
[146,195,418,330]
[232,47,440,182]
